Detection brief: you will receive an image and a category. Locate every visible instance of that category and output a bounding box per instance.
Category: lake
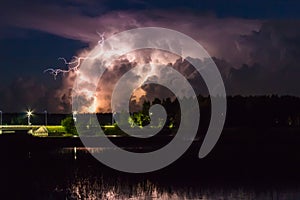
[1,131,300,199]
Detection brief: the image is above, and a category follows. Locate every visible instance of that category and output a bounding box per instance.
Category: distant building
[32,126,48,137]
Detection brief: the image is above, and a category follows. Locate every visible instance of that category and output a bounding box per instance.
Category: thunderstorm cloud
[0,1,299,112]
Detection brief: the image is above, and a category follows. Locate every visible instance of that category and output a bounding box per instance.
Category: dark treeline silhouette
[226,95,300,128]
[0,113,113,126]
[1,95,300,129]
[139,95,300,129]
[0,113,68,125]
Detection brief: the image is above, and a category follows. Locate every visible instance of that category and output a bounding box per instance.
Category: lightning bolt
[97,31,105,45]
[44,32,105,79]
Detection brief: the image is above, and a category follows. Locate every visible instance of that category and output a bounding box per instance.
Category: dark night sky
[0,0,300,113]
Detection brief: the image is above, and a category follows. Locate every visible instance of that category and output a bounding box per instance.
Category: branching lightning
[44,32,105,79]
[97,31,105,45]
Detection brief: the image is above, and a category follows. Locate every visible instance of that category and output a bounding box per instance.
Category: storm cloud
[0,1,300,113]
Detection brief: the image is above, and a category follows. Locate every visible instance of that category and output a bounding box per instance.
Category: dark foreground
[1,128,300,199]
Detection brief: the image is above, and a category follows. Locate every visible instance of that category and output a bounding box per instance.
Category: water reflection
[64,178,300,200]
[74,147,77,160]
[45,147,300,199]
[2,146,300,199]
[59,147,109,154]
[67,180,180,199]
[58,147,150,159]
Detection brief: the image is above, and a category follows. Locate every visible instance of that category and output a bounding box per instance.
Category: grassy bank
[45,125,70,136]
[41,125,175,137]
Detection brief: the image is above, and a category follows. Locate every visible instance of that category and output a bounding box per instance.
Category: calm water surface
[1,145,300,199]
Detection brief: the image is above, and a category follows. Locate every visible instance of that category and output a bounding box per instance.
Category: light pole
[44,110,47,126]
[0,110,2,126]
[27,110,33,126]
[73,111,77,122]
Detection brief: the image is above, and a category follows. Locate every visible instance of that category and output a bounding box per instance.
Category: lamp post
[73,111,77,122]
[0,110,2,126]
[27,110,33,126]
[44,110,47,126]
[112,112,114,125]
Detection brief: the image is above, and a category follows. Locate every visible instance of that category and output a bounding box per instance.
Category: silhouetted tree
[61,117,77,135]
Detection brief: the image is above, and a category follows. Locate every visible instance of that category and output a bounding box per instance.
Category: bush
[61,117,77,135]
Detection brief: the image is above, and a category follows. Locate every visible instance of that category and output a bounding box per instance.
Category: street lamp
[112,112,115,125]
[27,110,33,126]
[0,110,2,126]
[44,110,47,126]
[73,111,77,122]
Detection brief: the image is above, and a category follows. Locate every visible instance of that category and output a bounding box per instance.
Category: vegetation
[10,116,26,125]
[46,126,65,133]
[102,125,125,136]
[61,116,78,135]
[42,95,300,137]
[3,95,300,137]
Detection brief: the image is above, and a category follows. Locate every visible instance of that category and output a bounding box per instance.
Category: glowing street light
[73,111,77,122]
[27,110,33,125]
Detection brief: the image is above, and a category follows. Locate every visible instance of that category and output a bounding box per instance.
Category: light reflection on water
[59,147,110,155]
[50,147,300,200]
[66,180,181,200]
[58,147,148,160]
[59,147,150,154]
[9,147,300,199]
[63,179,300,200]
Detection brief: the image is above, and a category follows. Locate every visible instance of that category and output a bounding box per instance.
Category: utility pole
[44,110,47,126]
